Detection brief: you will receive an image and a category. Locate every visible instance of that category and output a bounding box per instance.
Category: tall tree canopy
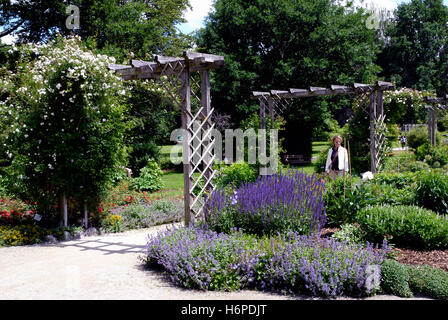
[0,0,192,60]
[378,0,448,95]
[196,0,382,156]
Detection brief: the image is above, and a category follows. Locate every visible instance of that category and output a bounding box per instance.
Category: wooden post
[369,91,377,174]
[201,69,211,220]
[428,106,437,146]
[259,98,267,172]
[269,98,275,129]
[83,200,88,229]
[60,192,68,228]
[181,67,192,226]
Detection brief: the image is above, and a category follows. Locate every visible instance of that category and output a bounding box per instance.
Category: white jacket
[325,146,349,173]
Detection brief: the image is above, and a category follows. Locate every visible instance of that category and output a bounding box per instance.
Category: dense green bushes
[408,265,448,300]
[380,260,448,300]
[416,170,448,215]
[213,162,258,189]
[406,126,431,149]
[325,177,416,227]
[356,205,448,249]
[130,159,165,192]
[415,143,448,168]
[380,260,413,298]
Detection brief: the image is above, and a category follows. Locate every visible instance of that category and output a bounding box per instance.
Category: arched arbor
[251,81,396,173]
[109,52,225,226]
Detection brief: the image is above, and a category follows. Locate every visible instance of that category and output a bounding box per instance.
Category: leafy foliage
[357,205,448,249]
[381,259,414,298]
[214,162,258,190]
[379,0,448,95]
[130,159,165,192]
[325,177,417,227]
[197,0,382,158]
[380,259,413,298]
[125,80,180,175]
[1,36,130,221]
[416,170,448,215]
[415,143,448,168]
[0,0,193,61]
[408,264,448,300]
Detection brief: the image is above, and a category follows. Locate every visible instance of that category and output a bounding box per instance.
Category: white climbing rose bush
[0,36,131,218]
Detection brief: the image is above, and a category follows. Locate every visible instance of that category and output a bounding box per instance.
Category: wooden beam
[331,85,351,93]
[108,63,132,71]
[251,91,271,100]
[354,83,374,92]
[309,87,327,94]
[289,88,309,97]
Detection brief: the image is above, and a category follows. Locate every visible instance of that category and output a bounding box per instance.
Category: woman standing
[325,135,349,180]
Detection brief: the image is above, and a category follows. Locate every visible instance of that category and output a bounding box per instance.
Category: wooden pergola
[425,95,448,146]
[109,52,225,226]
[251,81,396,173]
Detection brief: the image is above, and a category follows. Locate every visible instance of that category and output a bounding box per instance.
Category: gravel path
[0,224,431,300]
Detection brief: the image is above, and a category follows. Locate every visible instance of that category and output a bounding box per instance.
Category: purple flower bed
[145,226,390,297]
[204,171,326,236]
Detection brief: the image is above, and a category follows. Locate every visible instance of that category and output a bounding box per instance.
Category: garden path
[0,224,431,300]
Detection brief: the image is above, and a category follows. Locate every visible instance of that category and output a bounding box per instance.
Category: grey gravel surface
[0,224,432,300]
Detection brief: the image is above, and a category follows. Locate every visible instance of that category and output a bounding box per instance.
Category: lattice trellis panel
[109,52,224,226]
[159,66,217,223]
[374,114,387,171]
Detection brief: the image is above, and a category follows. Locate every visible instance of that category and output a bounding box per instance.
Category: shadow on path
[59,239,147,255]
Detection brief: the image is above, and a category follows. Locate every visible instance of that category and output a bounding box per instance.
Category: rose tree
[0,36,131,225]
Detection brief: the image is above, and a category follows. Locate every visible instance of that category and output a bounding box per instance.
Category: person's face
[334,138,342,147]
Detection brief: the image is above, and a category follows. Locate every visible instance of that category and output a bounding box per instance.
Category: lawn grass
[158,140,328,193]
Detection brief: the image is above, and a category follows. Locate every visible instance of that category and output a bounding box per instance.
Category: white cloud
[178,0,214,33]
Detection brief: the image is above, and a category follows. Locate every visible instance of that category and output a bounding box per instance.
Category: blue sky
[176,0,448,34]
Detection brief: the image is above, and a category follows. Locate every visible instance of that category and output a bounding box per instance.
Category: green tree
[0,0,192,60]
[126,80,181,175]
[196,0,382,157]
[378,0,448,95]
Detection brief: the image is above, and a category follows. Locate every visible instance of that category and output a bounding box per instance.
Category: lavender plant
[204,171,326,236]
[145,226,390,297]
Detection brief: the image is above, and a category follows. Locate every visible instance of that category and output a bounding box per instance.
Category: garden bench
[283,154,311,165]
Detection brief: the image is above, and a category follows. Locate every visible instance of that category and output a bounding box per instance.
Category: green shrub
[380,260,413,298]
[439,113,448,132]
[373,172,416,189]
[313,143,332,173]
[406,126,430,149]
[416,143,448,167]
[325,179,416,227]
[131,159,165,192]
[416,170,448,215]
[357,205,448,249]
[213,161,258,189]
[331,223,364,245]
[408,265,448,300]
[381,151,418,173]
